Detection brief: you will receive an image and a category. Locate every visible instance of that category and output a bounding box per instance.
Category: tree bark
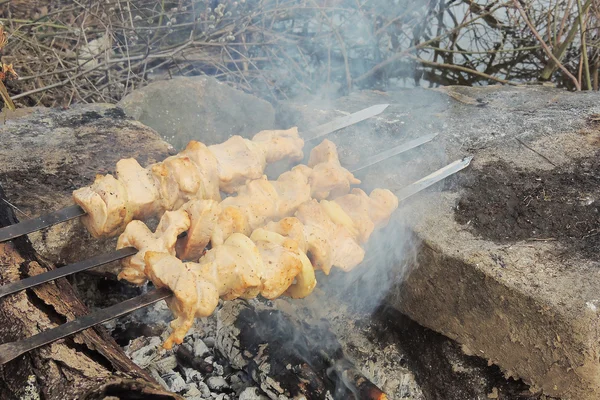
[0,184,182,400]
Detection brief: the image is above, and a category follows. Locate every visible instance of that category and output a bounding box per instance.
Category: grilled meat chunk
[73,129,305,237]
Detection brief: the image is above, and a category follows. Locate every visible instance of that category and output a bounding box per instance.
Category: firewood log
[0,184,182,400]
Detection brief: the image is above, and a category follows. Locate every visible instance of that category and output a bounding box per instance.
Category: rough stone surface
[118,76,276,150]
[0,104,173,265]
[280,85,600,400]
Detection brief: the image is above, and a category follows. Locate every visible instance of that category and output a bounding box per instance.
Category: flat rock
[282,85,600,400]
[0,104,173,265]
[118,76,276,150]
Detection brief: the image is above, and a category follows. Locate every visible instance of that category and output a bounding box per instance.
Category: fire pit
[0,93,464,399]
[3,82,590,400]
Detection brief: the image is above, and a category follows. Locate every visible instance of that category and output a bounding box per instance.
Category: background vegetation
[1,0,599,107]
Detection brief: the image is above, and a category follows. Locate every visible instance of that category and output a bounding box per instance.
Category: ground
[455,157,600,261]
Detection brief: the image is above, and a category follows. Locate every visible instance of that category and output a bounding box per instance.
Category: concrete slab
[279,85,600,399]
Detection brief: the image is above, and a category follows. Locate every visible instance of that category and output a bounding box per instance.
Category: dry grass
[3,0,317,107]
[1,0,599,109]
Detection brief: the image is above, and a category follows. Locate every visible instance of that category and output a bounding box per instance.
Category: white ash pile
[108,292,423,400]
[115,300,268,400]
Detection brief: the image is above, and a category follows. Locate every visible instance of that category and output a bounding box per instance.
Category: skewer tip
[372,104,390,113]
[462,155,474,165]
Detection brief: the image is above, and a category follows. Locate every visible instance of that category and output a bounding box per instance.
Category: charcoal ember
[149,368,170,391]
[182,384,202,399]
[216,300,387,400]
[198,381,212,397]
[212,362,225,376]
[180,367,204,384]
[154,355,179,374]
[239,387,270,400]
[229,371,254,394]
[163,371,187,393]
[125,336,166,368]
[216,302,248,370]
[206,376,229,391]
[204,336,216,348]
[176,344,215,374]
[194,339,211,358]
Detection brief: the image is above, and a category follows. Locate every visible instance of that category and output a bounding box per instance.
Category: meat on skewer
[117,186,398,348]
[116,139,361,285]
[73,128,303,238]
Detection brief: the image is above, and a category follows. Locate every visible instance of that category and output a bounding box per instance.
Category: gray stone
[118,76,276,151]
[0,104,173,266]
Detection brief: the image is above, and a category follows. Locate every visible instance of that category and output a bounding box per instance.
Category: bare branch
[512,0,581,90]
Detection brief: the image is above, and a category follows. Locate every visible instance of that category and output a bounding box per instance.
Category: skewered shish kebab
[120,186,399,348]
[117,153,472,348]
[0,156,472,364]
[116,138,364,286]
[0,104,391,243]
[0,134,437,300]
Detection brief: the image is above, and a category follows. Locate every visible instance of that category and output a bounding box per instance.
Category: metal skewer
[0,104,389,244]
[0,133,437,300]
[0,288,171,365]
[0,156,472,365]
[349,133,438,173]
[0,247,138,299]
[301,104,389,141]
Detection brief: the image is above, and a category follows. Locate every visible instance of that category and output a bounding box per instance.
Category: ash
[112,300,262,400]
[109,293,423,400]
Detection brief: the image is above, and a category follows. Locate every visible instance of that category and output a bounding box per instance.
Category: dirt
[454,154,600,261]
[371,305,545,400]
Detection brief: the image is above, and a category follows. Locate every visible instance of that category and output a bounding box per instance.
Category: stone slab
[0,104,173,265]
[118,76,276,151]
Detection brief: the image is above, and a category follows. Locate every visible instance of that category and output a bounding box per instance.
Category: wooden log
[216,300,387,400]
[0,184,182,400]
